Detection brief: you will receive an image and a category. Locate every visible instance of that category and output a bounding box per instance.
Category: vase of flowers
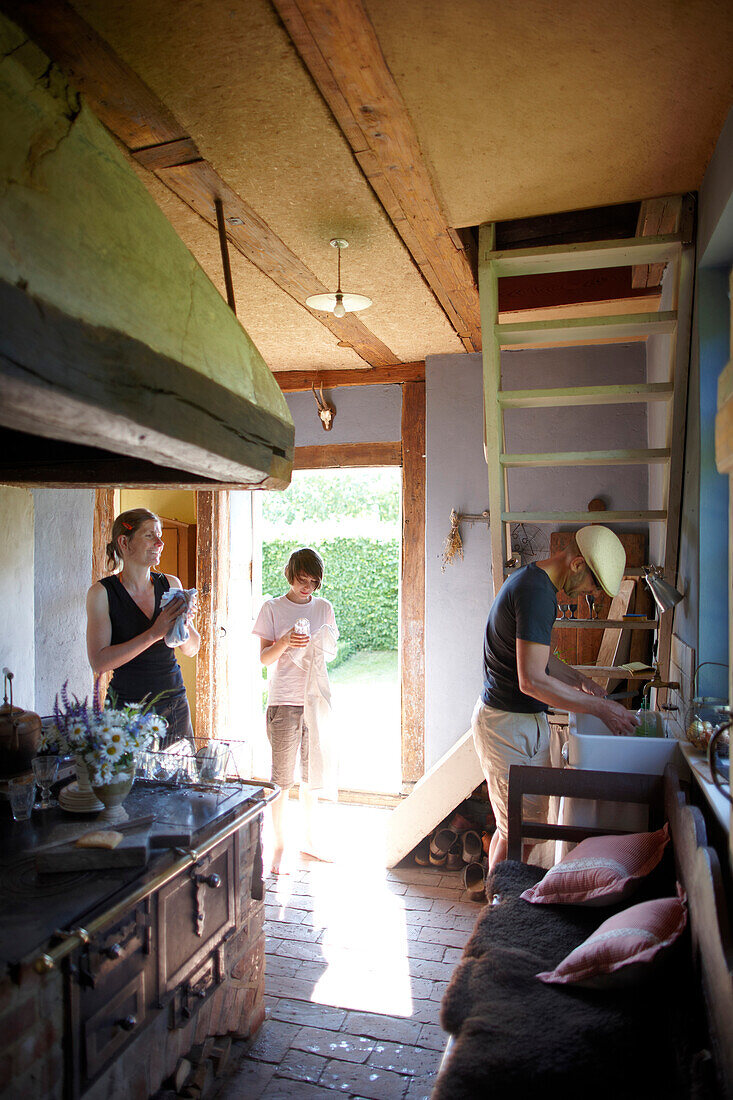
[42,683,167,824]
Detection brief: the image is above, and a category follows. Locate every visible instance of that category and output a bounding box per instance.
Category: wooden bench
[433,764,733,1099]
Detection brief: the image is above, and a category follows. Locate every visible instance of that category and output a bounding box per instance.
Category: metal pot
[0,668,41,779]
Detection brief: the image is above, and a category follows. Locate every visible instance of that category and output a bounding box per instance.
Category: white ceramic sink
[567,711,681,775]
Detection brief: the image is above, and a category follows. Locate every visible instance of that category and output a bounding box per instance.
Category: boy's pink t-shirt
[252,594,338,705]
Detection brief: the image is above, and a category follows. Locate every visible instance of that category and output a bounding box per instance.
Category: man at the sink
[472,525,639,871]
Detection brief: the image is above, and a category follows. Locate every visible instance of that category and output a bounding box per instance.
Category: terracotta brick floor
[212,803,480,1099]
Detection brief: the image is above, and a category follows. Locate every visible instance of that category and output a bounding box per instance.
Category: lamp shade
[305,238,372,317]
[644,569,684,613]
[305,291,373,314]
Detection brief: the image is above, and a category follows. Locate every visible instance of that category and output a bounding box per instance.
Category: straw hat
[575,526,626,597]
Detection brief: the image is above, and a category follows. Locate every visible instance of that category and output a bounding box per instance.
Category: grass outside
[330,649,401,794]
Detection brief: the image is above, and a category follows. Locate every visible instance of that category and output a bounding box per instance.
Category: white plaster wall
[425,355,489,767]
[425,344,649,767]
[0,486,35,707]
[32,489,95,716]
[285,384,401,446]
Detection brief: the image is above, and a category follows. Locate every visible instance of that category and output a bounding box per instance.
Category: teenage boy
[252,547,338,874]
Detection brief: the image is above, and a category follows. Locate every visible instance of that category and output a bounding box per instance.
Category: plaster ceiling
[47,1,733,374]
[365,0,733,228]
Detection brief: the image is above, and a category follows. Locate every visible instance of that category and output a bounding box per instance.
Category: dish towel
[291,624,338,800]
[160,587,197,647]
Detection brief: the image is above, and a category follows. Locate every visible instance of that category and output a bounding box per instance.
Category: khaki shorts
[266,705,309,790]
[471,698,551,839]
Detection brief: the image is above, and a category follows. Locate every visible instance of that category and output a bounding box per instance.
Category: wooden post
[195,491,230,746]
[401,381,426,788]
[91,488,116,703]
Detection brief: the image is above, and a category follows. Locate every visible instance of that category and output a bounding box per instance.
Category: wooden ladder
[478,198,695,685]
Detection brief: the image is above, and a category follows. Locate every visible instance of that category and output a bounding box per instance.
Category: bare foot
[270,848,289,875]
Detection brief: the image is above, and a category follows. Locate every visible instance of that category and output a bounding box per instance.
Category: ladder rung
[553,619,658,630]
[497,311,677,347]
[501,510,668,523]
[498,383,674,409]
[483,234,683,277]
[500,448,670,468]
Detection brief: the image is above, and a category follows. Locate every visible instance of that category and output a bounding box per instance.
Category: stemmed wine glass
[32,755,59,810]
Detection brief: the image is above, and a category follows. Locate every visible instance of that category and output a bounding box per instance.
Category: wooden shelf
[574,666,656,678]
[553,619,658,629]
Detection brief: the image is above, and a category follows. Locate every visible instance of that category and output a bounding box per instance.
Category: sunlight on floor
[265,801,416,1016]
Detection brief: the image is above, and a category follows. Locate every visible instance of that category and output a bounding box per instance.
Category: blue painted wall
[695,269,730,697]
[676,103,733,699]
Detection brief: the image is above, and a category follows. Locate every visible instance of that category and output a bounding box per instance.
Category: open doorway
[252,467,402,796]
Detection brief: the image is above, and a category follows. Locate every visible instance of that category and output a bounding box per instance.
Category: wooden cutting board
[34,827,151,872]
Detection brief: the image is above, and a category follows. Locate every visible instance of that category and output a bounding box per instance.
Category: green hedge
[261,538,399,659]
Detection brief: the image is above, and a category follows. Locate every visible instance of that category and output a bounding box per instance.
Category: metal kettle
[0,668,41,779]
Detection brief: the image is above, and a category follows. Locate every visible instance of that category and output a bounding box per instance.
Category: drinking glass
[32,755,59,809]
[8,777,36,820]
[195,742,230,781]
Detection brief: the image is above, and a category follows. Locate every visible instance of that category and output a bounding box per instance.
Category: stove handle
[192,872,222,889]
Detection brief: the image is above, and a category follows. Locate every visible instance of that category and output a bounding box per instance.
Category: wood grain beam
[293,441,401,469]
[272,0,482,353]
[276,362,425,391]
[4,0,399,369]
[401,381,426,785]
[633,196,683,288]
[0,279,292,489]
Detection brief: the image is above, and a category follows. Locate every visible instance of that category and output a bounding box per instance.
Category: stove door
[157,836,236,996]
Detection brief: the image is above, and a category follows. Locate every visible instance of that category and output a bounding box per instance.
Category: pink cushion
[520,824,669,906]
[536,890,687,988]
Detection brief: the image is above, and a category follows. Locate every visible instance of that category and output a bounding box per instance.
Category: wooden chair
[506,764,665,860]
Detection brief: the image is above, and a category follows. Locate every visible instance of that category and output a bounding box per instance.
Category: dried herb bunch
[442,509,464,572]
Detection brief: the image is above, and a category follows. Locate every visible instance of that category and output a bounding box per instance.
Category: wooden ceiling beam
[4,0,399,369]
[633,195,684,288]
[276,362,425,392]
[272,0,482,353]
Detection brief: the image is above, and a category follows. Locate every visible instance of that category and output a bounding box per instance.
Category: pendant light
[306,239,372,318]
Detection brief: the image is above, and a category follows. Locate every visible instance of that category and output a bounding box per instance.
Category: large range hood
[0,11,293,490]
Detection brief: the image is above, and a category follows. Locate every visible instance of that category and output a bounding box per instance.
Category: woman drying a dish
[86,508,200,746]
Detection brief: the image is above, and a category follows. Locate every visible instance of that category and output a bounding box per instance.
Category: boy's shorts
[266,704,309,790]
[470,698,551,839]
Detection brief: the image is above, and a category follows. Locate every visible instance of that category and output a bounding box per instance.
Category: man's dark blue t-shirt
[481,563,558,713]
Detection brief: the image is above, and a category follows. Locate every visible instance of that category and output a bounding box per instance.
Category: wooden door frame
[290,382,427,792]
[195,490,230,746]
[92,489,116,702]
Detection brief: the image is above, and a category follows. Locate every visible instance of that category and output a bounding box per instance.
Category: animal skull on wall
[312,383,336,431]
